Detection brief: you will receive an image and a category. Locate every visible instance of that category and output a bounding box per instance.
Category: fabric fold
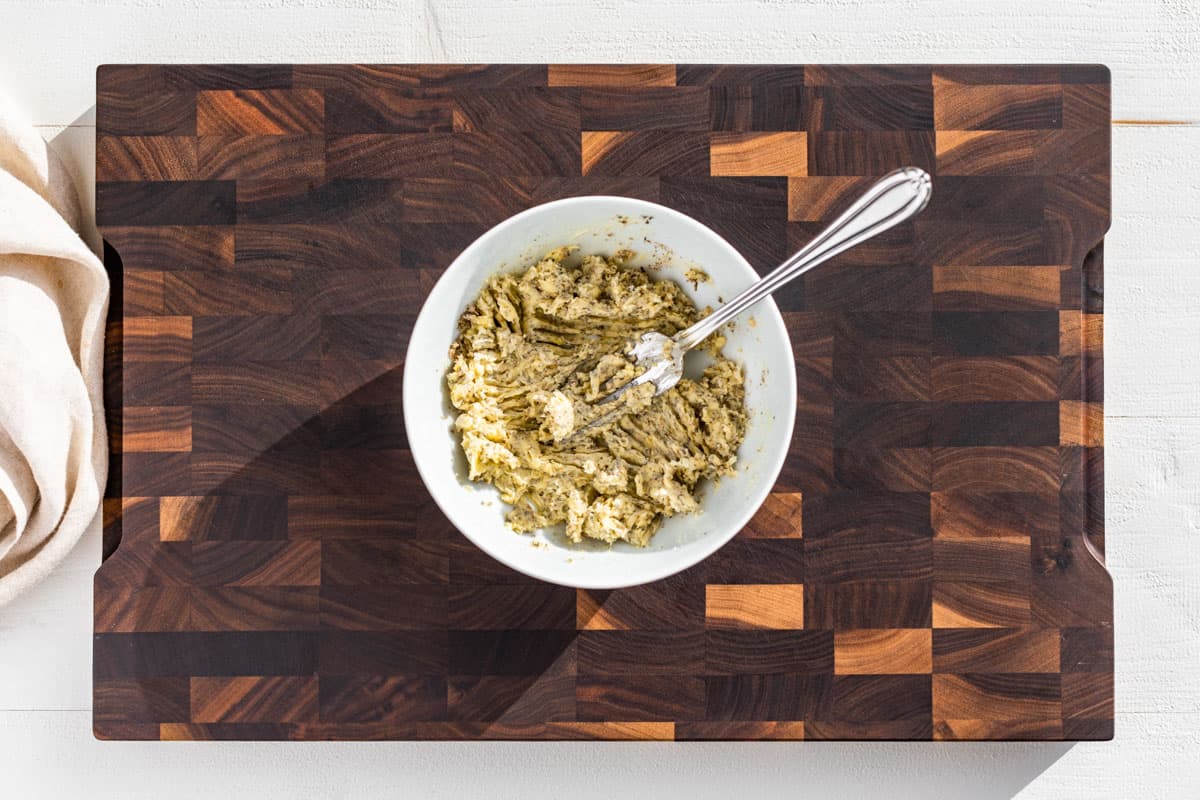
[0,89,108,608]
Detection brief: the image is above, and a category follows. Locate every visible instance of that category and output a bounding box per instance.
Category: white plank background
[1,1,1199,797]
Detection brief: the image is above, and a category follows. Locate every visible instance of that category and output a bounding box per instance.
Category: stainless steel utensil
[567,167,932,438]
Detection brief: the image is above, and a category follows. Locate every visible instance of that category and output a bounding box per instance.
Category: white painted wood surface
[2,1,1198,797]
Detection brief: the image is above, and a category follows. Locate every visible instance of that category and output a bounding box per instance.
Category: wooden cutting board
[94,64,1112,741]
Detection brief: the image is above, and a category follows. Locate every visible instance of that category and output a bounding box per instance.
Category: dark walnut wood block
[95,64,1111,741]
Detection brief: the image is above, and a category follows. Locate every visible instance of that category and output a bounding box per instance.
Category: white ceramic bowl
[403,196,796,589]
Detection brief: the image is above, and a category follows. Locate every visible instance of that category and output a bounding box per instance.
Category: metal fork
[612,167,931,396]
[570,167,932,437]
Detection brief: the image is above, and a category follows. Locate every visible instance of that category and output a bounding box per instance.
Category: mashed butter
[446,246,747,547]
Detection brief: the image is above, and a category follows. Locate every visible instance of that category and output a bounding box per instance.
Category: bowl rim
[402,194,797,589]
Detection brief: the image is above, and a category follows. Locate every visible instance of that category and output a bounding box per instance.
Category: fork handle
[673,167,933,352]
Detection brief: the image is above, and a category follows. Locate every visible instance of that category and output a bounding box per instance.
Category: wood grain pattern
[547,721,675,740]
[676,721,806,740]
[292,65,547,91]
[164,268,293,315]
[448,675,575,724]
[933,673,1061,720]
[119,406,191,453]
[97,88,195,136]
[287,496,417,541]
[810,131,935,174]
[96,63,1109,741]
[105,496,160,547]
[932,266,1061,310]
[834,629,932,674]
[933,80,1063,130]
[701,538,807,584]
[705,585,806,629]
[198,135,323,181]
[158,497,201,541]
[933,717,1062,741]
[325,133,451,178]
[102,225,234,270]
[581,130,709,176]
[191,676,318,723]
[322,540,446,584]
[1060,400,1104,446]
[705,672,831,721]
[933,536,1031,584]
[830,675,932,725]
[192,541,320,586]
[787,176,873,221]
[97,136,197,181]
[933,628,1061,673]
[577,674,704,721]
[1059,310,1103,355]
[95,678,189,725]
[578,631,704,675]
[94,587,190,632]
[806,720,933,741]
[740,492,803,538]
[96,180,236,226]
[1062,672,1113,720]
[321,675,446,723]
[576,575,703,631]
[123,270,165,316]
[94,541,193,588]
[710,132,807,176]
[197,89,323,134]
[931,356,1059,401]
[933,446,1059,493]
[805,580,929,631]
[121,316,191,362]
[705,630,833,674]
[933,582,1031,628]
[548,64,675,87]
[936,129,1108,176]
[189,587,320,631]
[160,496,288,541]
[931,492,1057,540]
[327,89,456,134]
[580,87,708,130]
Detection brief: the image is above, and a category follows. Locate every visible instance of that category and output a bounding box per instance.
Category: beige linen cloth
[0,91,108,608]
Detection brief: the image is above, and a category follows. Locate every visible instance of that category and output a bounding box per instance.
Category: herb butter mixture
[446,247,747,547]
